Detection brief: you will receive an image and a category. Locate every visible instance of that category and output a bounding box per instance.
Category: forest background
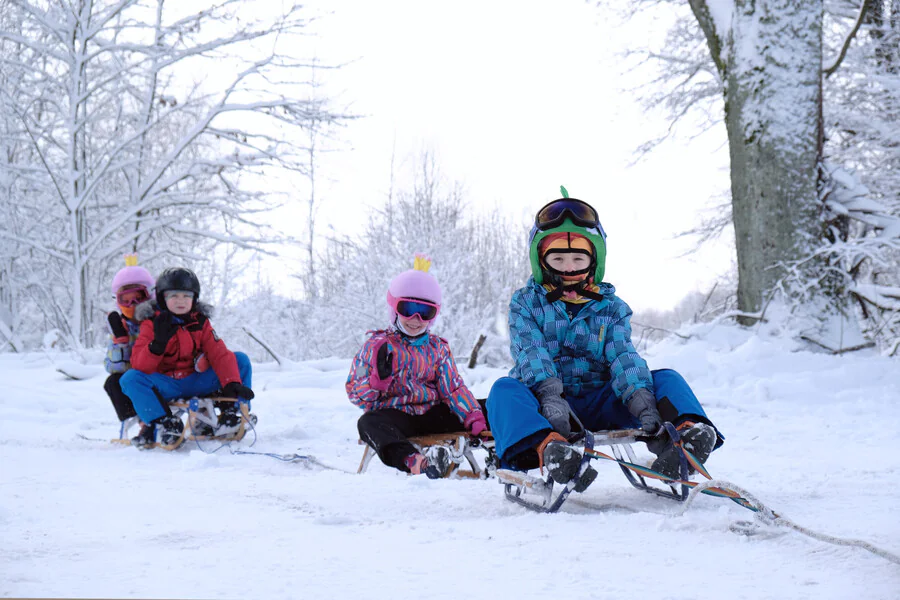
[2,0,898,364]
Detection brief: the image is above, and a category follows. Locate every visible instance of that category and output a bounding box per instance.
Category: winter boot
[215,406,242,437]
[537,432,598,492]
[423,445,452,480]
[650,422,717,481]
[156,415,185,448]
[131,422,156,449]
[403,446,451,479]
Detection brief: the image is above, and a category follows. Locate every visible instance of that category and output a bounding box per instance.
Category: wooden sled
[358,431,496,479]
[183,397,256,443]
[113,397,256,450]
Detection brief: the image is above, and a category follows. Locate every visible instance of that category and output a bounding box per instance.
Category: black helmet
[155,267,201,308]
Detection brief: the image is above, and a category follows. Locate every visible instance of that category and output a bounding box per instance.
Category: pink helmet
[386,254,441,318]
[110,254,155,296]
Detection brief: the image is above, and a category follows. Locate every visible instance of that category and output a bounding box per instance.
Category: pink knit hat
[386,254,441,318]
[110,254,154,296]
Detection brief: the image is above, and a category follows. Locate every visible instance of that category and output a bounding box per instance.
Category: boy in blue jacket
[486,189,723,489]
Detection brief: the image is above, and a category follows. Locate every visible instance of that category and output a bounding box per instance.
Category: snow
[707,0,734,48]
[2,326,899,599]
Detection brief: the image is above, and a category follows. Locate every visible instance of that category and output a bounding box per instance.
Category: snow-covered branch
[824,1,869,77]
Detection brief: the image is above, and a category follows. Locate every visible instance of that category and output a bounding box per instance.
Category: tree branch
[824,0,869,78]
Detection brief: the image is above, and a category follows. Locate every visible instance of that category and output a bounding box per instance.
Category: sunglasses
[396,298,439,321]
[116,287,149,307]
[535,198,604,234]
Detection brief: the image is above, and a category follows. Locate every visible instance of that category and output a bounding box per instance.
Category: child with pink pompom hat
[346,254,487,478]
[103,254,154,424]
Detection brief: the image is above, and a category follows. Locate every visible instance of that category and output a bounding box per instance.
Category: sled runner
[113,396,257,450]
[357,431,497,479]
[498,424,701,513]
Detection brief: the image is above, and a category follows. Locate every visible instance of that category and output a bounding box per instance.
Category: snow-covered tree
[615,0,900,353]
[0,0,342,347]
[683,0,824,322]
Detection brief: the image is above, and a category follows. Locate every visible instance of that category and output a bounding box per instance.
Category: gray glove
[626,388,662,434]
[533,377,572,438]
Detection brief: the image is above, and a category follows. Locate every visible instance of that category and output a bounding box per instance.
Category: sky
[270,0,735,313]
[4,324,899,598]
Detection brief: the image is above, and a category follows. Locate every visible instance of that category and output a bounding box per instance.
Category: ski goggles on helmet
[395,298,439,321]
[535,198,605,236]
[116,287,149,307]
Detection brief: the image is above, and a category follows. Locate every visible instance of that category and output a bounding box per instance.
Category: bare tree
[305,151,529,363]
[298,57,345,300]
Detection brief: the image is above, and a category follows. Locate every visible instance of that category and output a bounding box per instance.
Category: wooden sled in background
[357,431,497,479]
[112,397,257,450]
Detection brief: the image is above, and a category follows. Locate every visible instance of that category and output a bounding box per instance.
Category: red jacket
[131,300,241,386]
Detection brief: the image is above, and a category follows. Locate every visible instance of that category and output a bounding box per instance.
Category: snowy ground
[2,325,899,599]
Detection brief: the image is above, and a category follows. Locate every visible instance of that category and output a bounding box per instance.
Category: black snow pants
[104,372,137,421]
[358,404,466,472]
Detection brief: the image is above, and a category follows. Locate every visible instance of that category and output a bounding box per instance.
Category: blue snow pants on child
[120,352,253,423]
[486,368,723,469]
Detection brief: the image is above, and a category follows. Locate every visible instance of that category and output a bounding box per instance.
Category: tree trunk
[692,0,824,321]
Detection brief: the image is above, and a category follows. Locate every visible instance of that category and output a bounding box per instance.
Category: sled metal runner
[498,425,692,513]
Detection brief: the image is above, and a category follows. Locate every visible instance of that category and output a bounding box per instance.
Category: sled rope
[230,449,356,473]
[680,480,900,566]
[583,446,900,566]
[180,413,354,472]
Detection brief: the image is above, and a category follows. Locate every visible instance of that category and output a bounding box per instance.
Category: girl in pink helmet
[346,254,487,478]
[104,254,155,424]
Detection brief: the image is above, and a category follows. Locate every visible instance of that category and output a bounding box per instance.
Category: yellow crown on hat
[413,253,432,273]
[124,253,139,267]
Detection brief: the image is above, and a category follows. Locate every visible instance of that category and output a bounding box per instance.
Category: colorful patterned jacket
[508,277,653,402]
[346,329,482,422]
[104,313,142,374]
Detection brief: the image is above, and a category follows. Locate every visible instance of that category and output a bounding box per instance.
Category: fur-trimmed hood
[134,298,215,322]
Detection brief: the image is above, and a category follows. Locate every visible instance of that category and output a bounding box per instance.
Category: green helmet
[529,189,607,284]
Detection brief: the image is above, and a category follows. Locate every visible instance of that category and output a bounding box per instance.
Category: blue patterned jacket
[508,278,652,402]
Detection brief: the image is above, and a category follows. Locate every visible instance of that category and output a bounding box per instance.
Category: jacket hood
[134,298,215,322]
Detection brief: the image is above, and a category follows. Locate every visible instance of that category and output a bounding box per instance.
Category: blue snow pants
[486,368,723,467]
[120,352,253,423]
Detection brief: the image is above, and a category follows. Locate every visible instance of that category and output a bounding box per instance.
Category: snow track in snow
[2,331,899,599]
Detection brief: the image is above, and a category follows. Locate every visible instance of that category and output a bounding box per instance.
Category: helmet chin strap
[545,279,604,303]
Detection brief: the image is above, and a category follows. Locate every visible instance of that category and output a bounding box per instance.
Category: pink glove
[194,353,209,373]
[368,339,393,392]
[464,410,488,437]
